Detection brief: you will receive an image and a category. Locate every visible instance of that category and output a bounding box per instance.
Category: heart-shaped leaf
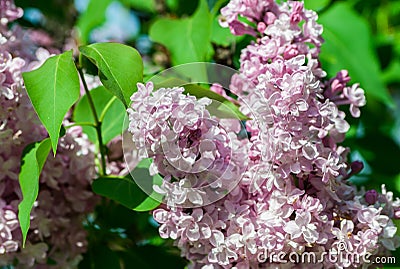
[79,42,143,107]
[23,50,80,154]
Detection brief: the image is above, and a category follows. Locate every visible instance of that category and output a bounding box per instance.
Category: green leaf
[23,50,80,154]
[79,42,144,107]
[149,0,212,65]
[73,86,127,144]
[92,159,163,211]
[319,3,394,107]
[154,78,248,120]
[121,0,156,13]
[76,0,112,44]
[303,0,330,11]
[18,138,52,247]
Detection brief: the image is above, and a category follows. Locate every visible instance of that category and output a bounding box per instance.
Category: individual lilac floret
[284,211,318,243]
[365,189,378,205]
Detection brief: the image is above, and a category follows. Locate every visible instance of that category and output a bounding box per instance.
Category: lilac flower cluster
[133,1,400,268]
[128,82,249,207]
[0,1,99,267]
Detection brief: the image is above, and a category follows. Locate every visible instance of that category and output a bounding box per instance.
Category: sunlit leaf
[303,0,330,11]
[80,42,143,107]
[23,50,80,153]
[18,138,51,247]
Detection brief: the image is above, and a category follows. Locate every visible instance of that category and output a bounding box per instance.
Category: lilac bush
[126,1,400,268]
[0,0,399,268]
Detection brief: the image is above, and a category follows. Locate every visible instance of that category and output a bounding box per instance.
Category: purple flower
[343,84,366,117]
[332,219,354,243]
[148,1,399,267]
[128,82,247,207]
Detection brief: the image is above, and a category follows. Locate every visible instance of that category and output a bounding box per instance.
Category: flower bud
[365,189,378,205]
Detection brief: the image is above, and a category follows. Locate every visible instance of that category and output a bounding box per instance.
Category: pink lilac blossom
[128,82,249,207]
[136,1,400,268]
[0,0,22,25]
[0,1,99,267]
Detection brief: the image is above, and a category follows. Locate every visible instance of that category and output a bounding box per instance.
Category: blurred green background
[13,0,400,267]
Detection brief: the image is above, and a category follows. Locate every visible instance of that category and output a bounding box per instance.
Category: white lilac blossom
[137,1,400,268]
[0,1,99,267]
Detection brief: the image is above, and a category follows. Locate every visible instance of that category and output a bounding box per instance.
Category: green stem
[65,122,97,129]
[211,0,227,17]
[77,67,107,176]
[99,96,117,123]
